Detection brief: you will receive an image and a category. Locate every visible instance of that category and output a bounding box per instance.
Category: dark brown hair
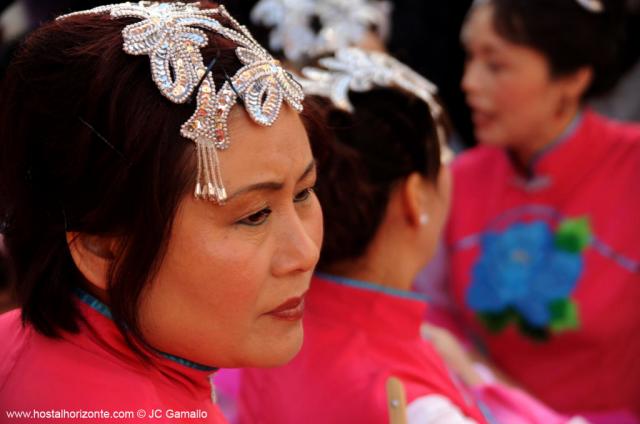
[482,0,627,98]
[0,2,311,352]
[310,88,443,270]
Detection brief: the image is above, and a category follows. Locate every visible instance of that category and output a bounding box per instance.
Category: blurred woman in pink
[435,0,640,422]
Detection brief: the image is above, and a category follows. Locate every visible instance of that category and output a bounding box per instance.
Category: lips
[267,295,305,321]
[470,108,495,130]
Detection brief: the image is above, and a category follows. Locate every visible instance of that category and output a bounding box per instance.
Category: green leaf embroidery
[517,317,550,342]
[549,298,580,332]
[555,217,592,253]
[478,309,517,333]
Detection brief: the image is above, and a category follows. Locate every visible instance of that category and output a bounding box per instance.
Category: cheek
[306,196,324,253]
[138,226,269,365]
[486,80,553,140]
[495,70,555,117]
[493,79,534,112]
[165,228,266,309]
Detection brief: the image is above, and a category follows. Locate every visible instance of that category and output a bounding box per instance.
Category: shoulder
[584,112,640,182]
[452,146,505,176]
[0,308,24,338]
[0,308,24,343]
[586,111,640,154]
[0,309,30,392]
[447,146,508,226]
[0,319,159,410]
[239,332,390,422]
[239,366,389,423]
[450,146,509,198]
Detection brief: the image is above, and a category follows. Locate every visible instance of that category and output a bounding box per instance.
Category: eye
[294,187,314,203]
[239,207,272,226]
[487,60,505,73]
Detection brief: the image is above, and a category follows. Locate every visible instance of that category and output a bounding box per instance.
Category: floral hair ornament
[298,47,453,164]
[250,0,392,63]
[472,0,603,14]
[575,0,604,13]
[58,2,305,203]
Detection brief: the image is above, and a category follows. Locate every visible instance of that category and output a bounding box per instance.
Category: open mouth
[471,109,495,129]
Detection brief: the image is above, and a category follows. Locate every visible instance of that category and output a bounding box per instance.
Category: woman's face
[139,106,323,368]
[461,4,570,148]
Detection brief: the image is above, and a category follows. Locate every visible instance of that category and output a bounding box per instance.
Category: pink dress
[0,290,227,423]
[238,274,488,424]
[446,110,640,421]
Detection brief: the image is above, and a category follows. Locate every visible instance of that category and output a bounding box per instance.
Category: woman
[441,0,640,421]
[237,47,488,424]
[0,2,322,422]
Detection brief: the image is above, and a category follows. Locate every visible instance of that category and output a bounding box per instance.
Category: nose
[271,209,321,277]
[461,60,480,96]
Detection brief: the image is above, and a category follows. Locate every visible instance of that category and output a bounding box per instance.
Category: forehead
[219,105,311,190]
[462,4,504,49]
[462,4,550,67]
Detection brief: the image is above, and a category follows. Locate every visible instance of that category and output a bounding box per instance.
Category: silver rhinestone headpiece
[575,0,604,13]
[298,47,453,164]
[250,0,392,63]
[58,2,305,203]
[472,0,604,13]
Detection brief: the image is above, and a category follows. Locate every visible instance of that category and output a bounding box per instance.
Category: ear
[401,172,430,228]
[560,66,593,100]
[66,232,117,291]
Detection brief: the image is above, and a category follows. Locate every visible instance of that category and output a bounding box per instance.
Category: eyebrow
[225,159,316,202]
[462,38,503,59]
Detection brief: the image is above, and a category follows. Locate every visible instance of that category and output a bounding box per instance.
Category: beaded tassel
[195,140,226,203]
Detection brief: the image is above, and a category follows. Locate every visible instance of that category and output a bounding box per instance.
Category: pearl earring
[419,213,429,226]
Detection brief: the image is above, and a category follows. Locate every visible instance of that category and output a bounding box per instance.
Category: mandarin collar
[503,110,608,195]
[71,289,216,398]
[310,273,427,339]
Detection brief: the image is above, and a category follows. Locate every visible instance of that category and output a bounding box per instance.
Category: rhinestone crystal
[58,2,305,203]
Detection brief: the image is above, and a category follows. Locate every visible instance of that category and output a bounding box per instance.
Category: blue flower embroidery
[467,219,588,339]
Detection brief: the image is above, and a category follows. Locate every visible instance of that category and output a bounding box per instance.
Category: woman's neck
[322,245,417,293]
[510,105,581,167]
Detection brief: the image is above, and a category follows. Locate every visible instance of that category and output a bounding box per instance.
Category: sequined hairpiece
[575,0,604,13]
[298,47,453,164]
[471,0,604,13]
[250,0,392,63]
[58,2,304,203]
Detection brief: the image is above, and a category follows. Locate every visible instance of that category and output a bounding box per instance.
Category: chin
[475,130,508,148]
[251,324,305,368]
